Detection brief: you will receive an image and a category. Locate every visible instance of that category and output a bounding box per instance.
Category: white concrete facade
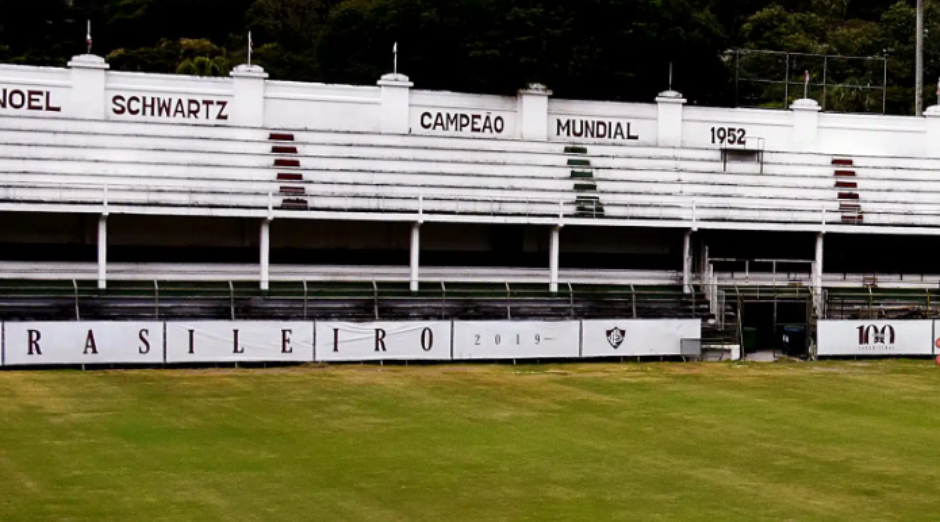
[5,55,940,295]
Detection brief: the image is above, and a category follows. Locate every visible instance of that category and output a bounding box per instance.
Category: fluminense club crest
[606,327,625,349]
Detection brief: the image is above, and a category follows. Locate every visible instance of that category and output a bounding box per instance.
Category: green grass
[3,360,940,521]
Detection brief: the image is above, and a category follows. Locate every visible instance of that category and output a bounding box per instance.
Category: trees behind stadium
[0,0,935,112]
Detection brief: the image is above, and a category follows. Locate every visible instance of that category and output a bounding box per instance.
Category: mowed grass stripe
[1,361,940,521]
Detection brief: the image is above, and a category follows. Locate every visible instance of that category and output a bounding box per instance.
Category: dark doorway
[740,299,810,357]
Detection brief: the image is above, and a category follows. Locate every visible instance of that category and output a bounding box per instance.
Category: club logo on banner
[165,322,312,363]
[582,319,701,357]
[316,322,450,361]
[606,327,626,349]
[818,320,932,356]
[452,321,580,360]
[3,322,162,366]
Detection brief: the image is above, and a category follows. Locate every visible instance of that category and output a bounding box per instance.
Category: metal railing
[8,179,940,229]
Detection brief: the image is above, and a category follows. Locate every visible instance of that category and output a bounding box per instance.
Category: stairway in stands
[565,145,605,217]
[269,132,309,209]
[833,157,861,223]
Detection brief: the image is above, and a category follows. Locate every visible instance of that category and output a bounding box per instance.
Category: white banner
[452,321,579,360]
[316,321,451,361]
[165,322,313,363]
[818,320,933,356]
[3,322,162,366]
[581,319,702,357]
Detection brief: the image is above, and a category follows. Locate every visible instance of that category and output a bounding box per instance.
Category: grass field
[2,361,940,521]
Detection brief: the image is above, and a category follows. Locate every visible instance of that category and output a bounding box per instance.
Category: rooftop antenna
[86,20,92,54]
[247,31,253,66]
[393,42,398,75]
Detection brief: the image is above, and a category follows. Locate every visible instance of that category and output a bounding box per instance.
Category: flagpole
[248,31,252,66]
[86,20,92,54]
[393,42,398,75]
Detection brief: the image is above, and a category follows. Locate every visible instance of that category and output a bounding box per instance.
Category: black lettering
[141,96,155,116]
[127,96,141,116]
[157,97,172,117]
[627,122,638,140]
[482,114,493,133]
[233,329,243,353]
[0,88,7,109]
[459,114,470,131]
[112,95,126,115]
[597,121,607,139]
[494,116,504,133]
[202,99,213,119]
[420,328,433,352]
[585,120,595,139]
[9,90,25,109]
[420,112,432,129]
[187,99,200,118]
[613,122,625,140]
[375,329,387,352]
[27,90,42,111]
[333,328,340,352]
[45,91,61,112]
[281,329,293,353]
[447,113,460,131]
[27,329,41,355]
[188,329,196,354]
[557,119,571,136]
[433,112,445,130]
[173,99,185,117]
[84,330,98,355]
[215,100,228,120]
[471,114,481,132]
[139,329,150,354]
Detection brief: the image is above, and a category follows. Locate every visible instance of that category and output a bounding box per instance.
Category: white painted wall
[2,54,940,157]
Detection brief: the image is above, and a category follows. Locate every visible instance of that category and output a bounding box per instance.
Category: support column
[925,105,940,158]
[792,98,821,153]
[97,214,107,290]
[260,218,271,291]
[517,83,552,140]
[230,64,268,127]
[378,73,413,134]
[549,225,561,293]
[410,222,421,292]
[656,90,686,147]
[682,230,692,294]
[67,54,109,120]
[814,232,824,317]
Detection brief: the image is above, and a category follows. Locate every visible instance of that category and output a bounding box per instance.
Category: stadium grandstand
[3,54,940,360]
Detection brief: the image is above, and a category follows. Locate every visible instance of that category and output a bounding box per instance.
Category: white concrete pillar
[230,64,268,127]
[378,73,413,134]
[792,98,821,152]
[656,90,686,147]
[260,218,271,291]
[925,105,940,158]
[409,222,421,292]
[67,55,109,120]
[97,214,107,290]
[517,83,552,140]
[814,232,824,317]
[682,230,692,294]
[549,226,561,293]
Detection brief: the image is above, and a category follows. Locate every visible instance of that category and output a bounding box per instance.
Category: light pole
[917,0,924,116]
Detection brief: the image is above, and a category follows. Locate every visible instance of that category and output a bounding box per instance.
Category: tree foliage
[0,0,934,112]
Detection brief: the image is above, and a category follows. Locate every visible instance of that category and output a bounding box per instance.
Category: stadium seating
[4,113,940,231]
